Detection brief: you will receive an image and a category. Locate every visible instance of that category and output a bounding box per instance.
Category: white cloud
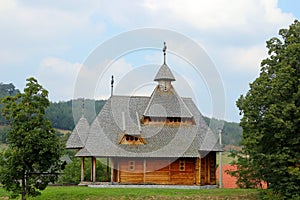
[97,0,293,76]
[37,57,81,101]
[70,58,135,100]
[143,0,247,29]
[221,45,268,72]
[37,56,134,101]
[1,0,297,122]
[95,58,134,98]
[0,0,105,65]
[105,0,294,34]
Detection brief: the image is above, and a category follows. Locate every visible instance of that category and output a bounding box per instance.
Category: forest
[0,82,242,146]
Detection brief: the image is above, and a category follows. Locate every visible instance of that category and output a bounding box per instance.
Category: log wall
[112,153,216,185]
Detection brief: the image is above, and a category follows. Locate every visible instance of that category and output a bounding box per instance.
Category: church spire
[111,75,114,96]
[163,41,167,64]
[153,42,176,82]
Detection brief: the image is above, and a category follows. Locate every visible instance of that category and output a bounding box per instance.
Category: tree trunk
[22,171,26,200]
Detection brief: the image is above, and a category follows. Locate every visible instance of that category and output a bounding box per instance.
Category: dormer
[119,133,146,145]
[119,111,146,145]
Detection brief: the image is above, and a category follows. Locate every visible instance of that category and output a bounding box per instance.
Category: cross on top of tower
[163,41,167,64]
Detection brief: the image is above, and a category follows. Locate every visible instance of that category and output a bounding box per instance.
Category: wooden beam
[198,157,201,185]
[110,158,113,183]
[207,155,210,184]
[90,157,93,182]
[193,158,197,185]
[169,159,171,182]
[107,158,109,181]
[91,157,96,182]
[117,160,120,183]
[143,159,146,184]
[81,157,85,182]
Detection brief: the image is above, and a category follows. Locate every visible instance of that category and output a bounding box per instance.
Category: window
[126,135,138,141]
[128,161,135,171]
[120,134,145,145]
[179,160,185,171]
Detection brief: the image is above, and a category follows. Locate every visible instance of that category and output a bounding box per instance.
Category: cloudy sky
[1,0,299,122]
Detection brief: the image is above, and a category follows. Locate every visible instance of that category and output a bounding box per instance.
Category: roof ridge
[143,85,159,116]
[111,95,150,98]
[170,86,194,117]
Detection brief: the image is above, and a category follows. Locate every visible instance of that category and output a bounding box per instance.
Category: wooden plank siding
[170,158,195,185]
[112,153,216,185]
[199,152,216,185]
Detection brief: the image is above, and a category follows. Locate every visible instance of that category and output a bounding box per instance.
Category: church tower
[142,42,194,125]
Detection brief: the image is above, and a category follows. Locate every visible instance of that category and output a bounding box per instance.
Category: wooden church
[66,43,221,186]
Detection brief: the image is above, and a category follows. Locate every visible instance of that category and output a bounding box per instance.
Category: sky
[0,0,299,122]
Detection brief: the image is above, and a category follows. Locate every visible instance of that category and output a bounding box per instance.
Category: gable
[143,85,193,119]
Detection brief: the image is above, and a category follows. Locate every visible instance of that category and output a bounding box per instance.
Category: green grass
[0,186,259,200]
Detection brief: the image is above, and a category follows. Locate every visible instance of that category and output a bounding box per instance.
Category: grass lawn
[0,186,259,200]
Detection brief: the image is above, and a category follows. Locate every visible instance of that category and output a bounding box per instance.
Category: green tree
[0,77,63,199]
[0,82,19,125]
[58,150,110,184]
[234,20,300,199]
[45,99,105,130]
[0,126,9,143]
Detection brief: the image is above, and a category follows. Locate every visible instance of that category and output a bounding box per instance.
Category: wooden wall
[111,152,216,185]
[197,152,216,185]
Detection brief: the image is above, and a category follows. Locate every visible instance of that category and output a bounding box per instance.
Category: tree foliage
[203,117,242,146]
[0,83,19,125]
[45,99,106,130]
[233,20,300,199]
[58,150,109,184]
[0,77,63,199]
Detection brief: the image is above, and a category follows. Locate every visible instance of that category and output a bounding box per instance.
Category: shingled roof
[67,59,221,158]
[75,95,221,158]
[66,115,89,149]
[154,63,176,81]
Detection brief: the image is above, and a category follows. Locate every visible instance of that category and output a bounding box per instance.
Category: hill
[203,117,242,146]
[45,99,106,130]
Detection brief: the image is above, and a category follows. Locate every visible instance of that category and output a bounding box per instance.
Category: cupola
[154,42,175,92]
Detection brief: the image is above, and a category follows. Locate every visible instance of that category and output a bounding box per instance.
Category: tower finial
[82,97,85,116]
[163,42,167,64]
[111,75,114,96]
